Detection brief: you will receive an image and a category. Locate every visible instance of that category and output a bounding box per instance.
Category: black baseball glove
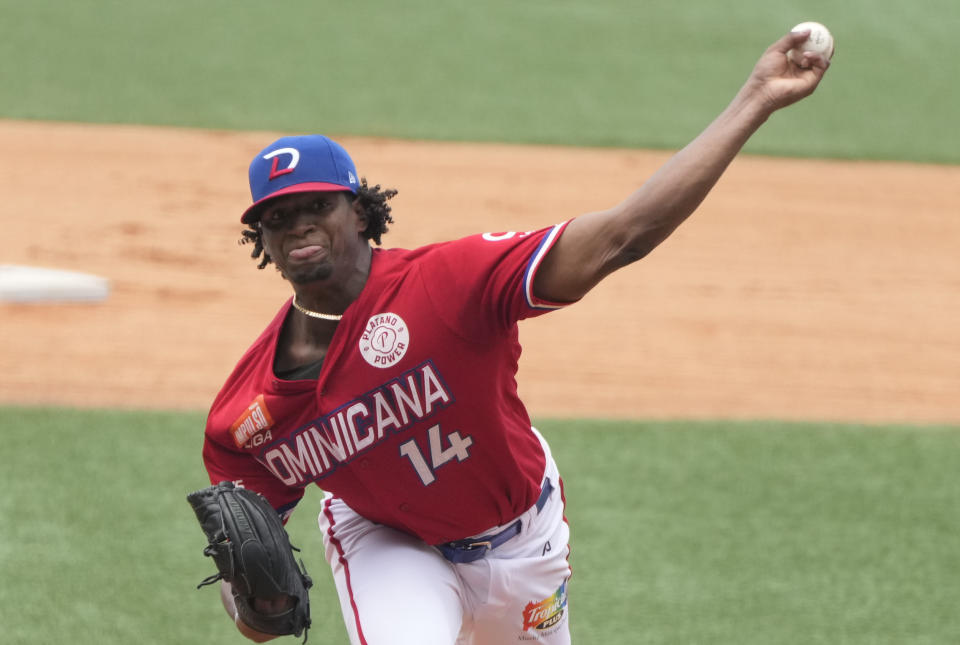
[187,481,312,641]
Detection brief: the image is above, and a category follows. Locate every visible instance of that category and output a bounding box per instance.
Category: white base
[0,264,110,303]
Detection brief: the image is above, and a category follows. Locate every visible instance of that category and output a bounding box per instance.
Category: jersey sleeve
[201,425,305,520]
[417,222,574,335]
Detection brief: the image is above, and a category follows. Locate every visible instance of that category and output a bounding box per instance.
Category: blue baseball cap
[241,135,360,224]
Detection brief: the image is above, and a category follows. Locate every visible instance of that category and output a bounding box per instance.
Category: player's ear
[351,196,368,233]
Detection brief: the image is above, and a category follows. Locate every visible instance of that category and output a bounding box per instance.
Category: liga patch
[521,582,568,633]
[230,395,275,448]
[359,312,409,368]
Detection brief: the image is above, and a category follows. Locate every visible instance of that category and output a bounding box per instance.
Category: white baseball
[787,21,834,66]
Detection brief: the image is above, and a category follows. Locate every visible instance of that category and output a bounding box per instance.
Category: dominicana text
[258,361,454,485]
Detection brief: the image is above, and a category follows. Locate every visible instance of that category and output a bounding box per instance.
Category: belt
[437,478,554,564]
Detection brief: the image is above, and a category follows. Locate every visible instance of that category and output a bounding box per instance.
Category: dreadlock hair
[239,178,398,269]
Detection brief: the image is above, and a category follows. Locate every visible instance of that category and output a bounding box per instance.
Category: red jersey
[202,223,570,545]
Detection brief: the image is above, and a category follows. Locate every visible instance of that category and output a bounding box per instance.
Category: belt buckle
[462,540,492,551]
[439,538,494,564]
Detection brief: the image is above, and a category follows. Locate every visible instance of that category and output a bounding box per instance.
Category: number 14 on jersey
[399,424,473,485]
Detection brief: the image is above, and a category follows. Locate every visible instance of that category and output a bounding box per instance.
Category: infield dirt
[2,120,958,423]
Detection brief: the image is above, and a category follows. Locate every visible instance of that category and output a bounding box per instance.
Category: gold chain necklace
[291,296,343,321]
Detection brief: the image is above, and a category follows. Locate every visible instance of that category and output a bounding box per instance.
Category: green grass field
[1,408,958,644]
[2,0,958,162]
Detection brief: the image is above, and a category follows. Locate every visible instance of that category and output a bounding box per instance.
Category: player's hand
[235,595,295,642]
[235,615,280,643]
[740,30,831,114]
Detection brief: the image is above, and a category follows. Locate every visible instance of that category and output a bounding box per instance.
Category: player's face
[258,192,367,285]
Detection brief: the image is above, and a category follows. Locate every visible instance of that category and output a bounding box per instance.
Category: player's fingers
[791,51,830,75]
[789,60,829,101]
[767,29,810,55]
[802,51,831,71]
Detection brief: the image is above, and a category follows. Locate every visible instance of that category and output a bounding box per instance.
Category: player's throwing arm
[533,27,831,305]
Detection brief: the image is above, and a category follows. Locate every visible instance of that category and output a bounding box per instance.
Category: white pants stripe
[320,500,371,643]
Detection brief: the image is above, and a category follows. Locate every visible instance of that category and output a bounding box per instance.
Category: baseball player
[197,30,829,644]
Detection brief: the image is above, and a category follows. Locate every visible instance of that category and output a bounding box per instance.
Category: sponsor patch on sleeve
[230,394,275,448]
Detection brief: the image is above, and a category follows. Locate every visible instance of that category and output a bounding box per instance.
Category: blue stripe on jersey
[523,223,568,310]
